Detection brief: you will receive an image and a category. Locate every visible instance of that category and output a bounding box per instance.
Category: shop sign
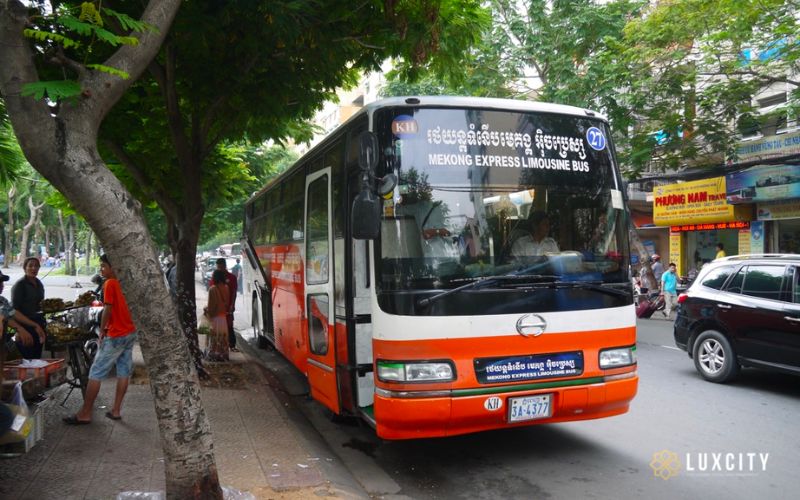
[750,221,765,254]
[669,221,750,232]
[735,130,800,162]
[726,164,800,204]
[669,232,683,276]
[653,177,742,226]
[738,228,751,255]
[756,200,800,220]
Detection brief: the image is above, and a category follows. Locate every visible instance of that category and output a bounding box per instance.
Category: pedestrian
[0,270,45,360]
[204,269,230,361]
[11,257,47,359]
[660,262,678,320]
[212,258,238,352]
[651,254,664,289]
[63,254,136,424]
[715,243,726,259]
[231,258,242,294]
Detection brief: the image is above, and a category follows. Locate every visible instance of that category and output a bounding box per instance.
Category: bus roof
[361,96,608,122]
[245,96,608,206]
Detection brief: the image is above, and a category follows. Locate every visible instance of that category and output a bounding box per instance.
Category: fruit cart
[41,293,98,402]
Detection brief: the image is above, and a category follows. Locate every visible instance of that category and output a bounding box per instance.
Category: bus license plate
[508,394,552,422]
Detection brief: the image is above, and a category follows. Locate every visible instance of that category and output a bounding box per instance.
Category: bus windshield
[374,106,630,296]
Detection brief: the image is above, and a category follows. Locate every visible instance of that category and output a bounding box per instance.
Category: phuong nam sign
[726,164,800,204]
[653,177,748,226]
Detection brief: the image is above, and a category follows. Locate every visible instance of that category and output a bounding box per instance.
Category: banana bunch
[73,291,95,307]
[46,321,85,343]
[41,298,67,313]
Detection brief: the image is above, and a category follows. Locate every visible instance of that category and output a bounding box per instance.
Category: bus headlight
[377,360,455,383]
[599,347,636,368]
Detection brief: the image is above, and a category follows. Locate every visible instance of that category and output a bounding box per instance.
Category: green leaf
[92,26,124,46]
[102,7,155,33]
[116,36,140,47]
[86,64,130,79]
[22,29,80,49]
[21,80,82,101]
[58,16,95,36]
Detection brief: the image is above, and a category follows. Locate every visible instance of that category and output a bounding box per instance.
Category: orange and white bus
[242,97,637,439]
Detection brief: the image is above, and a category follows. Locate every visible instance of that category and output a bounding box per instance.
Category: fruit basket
[43,307,93,351]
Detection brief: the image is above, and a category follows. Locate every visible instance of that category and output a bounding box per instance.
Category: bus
[242,97,637,439]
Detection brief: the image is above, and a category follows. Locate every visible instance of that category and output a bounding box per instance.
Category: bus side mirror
[352,189,382,240]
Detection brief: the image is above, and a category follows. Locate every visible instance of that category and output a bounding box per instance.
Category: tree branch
[697,70,800,88]
[103,139,181,221]
[0,0,58,169]
[149,42,193,178]
[47,46,86,78]
[78,0,182,125]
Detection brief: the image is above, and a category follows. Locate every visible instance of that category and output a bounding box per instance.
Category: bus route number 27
[586,127,606,151]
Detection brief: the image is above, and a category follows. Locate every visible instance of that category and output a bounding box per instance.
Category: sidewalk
[0,335,367,499]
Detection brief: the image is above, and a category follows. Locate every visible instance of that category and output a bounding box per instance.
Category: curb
[235,332,370,499]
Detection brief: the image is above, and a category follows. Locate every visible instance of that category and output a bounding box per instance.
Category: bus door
[304,168,339,413]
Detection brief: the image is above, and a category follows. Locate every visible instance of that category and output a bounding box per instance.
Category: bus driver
[510,210,559,258]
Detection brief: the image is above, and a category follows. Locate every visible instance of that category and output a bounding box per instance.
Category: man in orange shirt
[63,254,137,424]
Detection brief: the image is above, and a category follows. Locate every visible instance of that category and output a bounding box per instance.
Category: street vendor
[1,270,45,359]
[11,257,47,359]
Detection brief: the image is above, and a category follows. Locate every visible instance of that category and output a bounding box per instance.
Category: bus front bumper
[372,371,638,440]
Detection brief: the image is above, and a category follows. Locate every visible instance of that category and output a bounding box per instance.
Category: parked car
[674,254,800,383]
[203,256,237,289]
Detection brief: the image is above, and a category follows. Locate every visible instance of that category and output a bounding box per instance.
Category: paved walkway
[0,265,368,499]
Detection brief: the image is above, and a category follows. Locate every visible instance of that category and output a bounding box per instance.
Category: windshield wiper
[416,274,558,308]
[551,281,631,297]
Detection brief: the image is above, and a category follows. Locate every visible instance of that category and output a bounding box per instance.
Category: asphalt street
[14,266,798,499]
[249,316,799,500]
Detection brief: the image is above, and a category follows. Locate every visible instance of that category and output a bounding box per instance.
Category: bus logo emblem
[516,314,547,337]
[392,115,418,137]
[484,397,503,411]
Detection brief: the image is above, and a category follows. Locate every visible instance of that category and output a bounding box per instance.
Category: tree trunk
[4,185,15,268]
[44,226,51,259]
[69,216,77,275]
[0,1,221,497]
[85,231,92,269]
[169,218,206,377]
[58,210,70,276]
[18,195,45,263]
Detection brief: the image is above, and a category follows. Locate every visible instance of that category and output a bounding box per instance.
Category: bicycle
[44,306,98,404]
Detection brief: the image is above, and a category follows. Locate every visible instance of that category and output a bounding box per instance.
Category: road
[18,268,797,499]
[244,315,799,500]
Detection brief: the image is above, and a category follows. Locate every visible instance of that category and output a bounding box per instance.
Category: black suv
[674,254,800,383]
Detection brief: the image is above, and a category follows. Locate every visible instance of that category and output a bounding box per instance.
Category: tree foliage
[1,1,488,495]
[383,0,799,179]
[612,0,800,175]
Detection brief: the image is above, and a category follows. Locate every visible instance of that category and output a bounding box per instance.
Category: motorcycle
[82,274,105,362]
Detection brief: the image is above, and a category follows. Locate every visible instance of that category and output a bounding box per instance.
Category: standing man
[231,258,243,294]
[651,254,664,290]
[63,254,136,424]
[715,243,726,259]
[213,258,238,352]
[660,262,679,320]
